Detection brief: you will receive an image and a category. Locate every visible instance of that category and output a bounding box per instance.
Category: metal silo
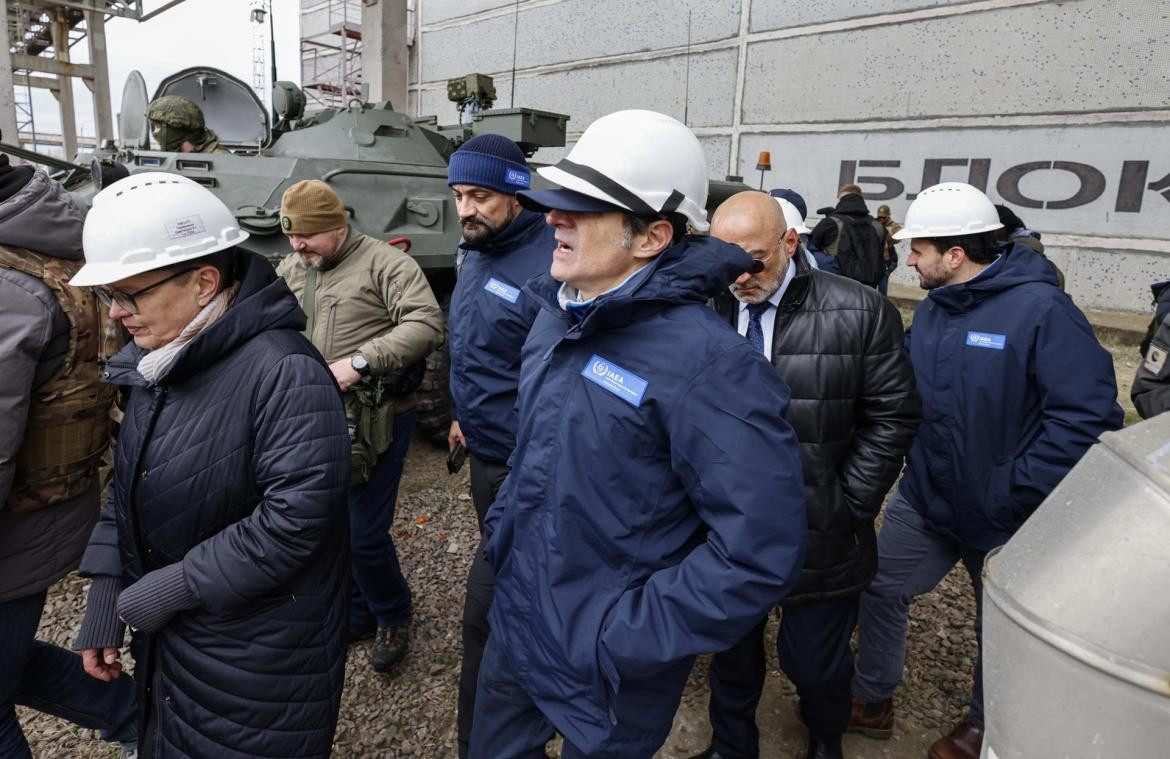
[982,414,1170,758]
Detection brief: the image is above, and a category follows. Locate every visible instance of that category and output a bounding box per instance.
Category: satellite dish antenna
[118,70,150,149]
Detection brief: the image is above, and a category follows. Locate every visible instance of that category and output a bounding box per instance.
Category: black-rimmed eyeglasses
[94,268,195,315]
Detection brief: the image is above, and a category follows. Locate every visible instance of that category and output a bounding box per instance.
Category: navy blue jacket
[902,243,1122,551]
[448,209,553,462]
[482,236,807,757]
[80,252,350,758]
[803,238,839,274]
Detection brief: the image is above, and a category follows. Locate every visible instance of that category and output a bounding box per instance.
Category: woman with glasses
[70,173,351,759]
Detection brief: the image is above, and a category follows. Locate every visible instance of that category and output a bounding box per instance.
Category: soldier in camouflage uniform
[0,154,137,757]
[146,95,225,154]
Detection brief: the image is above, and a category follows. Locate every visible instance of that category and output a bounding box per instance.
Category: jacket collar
[714,246,813,323]
[104,251,306,387]
[926,242,1057,314]
[323,226,361,270]
[776,247,813,313]
[527,235,755,340]
[458,208,546,257]
[833,193,870,217]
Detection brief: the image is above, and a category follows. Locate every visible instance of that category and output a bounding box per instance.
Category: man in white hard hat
[848,182,1122,759]
[693,191,920,759]
[469,110,807,758]
[70,173,351,757]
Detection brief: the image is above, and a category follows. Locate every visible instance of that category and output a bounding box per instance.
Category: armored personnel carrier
[43,67,570,439]
[7,67,748,440]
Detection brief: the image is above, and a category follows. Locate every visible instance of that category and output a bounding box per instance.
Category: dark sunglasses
[745,243,785,274]
[94,268,195,315]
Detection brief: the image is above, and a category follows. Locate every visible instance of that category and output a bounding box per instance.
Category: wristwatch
[350,354,370,376]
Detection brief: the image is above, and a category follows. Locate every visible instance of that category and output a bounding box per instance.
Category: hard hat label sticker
[581,355,648,408]
[165,215,207,240]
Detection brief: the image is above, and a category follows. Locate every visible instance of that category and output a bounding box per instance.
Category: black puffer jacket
[79,252,350,758]
[715,254,921,602]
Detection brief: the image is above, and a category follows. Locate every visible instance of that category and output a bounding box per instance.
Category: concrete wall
[405,0,1170,312]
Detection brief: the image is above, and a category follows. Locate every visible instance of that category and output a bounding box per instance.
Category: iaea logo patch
[965,331,1006,350]
[581,355,648,407]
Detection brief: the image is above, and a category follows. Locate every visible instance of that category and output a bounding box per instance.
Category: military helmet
[147,95,206,130]
[876,204,892,217]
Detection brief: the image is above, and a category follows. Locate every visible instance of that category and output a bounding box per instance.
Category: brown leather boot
[928,717,984,759]
[846,697,894,739]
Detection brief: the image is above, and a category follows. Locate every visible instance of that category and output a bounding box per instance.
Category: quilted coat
[79,251,351,758]
[714,253,921,603]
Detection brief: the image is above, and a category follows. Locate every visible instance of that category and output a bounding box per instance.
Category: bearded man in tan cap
[276,179,443,672]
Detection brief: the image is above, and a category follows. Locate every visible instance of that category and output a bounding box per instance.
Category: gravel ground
[21,327,1142,758]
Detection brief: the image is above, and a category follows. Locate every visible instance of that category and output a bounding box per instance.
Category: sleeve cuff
[357,341,389,374]
[116,563,198,634]
[74,576,126,651]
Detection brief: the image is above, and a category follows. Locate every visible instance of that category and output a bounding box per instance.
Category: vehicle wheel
[415,341,452,447]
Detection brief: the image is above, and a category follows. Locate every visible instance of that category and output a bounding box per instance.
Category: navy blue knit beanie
[769,188,807,220]
[447,134,531,195]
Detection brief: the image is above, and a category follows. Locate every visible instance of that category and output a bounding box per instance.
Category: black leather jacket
[715,253,921,602]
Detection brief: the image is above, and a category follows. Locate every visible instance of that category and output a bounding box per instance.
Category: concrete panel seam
[734,110,1170,134]
[1043,235,1170,255]
[407,0,1075,101]
[729,0,752,170]
[422,0,1060,36]
[422,0,564,32]
[410,34,739,91]
[414,0,1068,82]
[747,0,1063,42]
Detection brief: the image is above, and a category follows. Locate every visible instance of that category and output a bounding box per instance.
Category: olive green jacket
[277,227,443,414]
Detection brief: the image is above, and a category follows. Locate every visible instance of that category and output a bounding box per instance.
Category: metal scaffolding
[1,1,185,159]
[300,0,362,111]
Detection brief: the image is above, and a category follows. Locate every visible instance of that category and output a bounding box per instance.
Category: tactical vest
[0,245,122,512]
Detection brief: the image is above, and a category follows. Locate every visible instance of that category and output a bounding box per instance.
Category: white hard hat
[518,109,711,231]
[71,172,249,286]
[774,197,811,235]
[893,182,1003,241]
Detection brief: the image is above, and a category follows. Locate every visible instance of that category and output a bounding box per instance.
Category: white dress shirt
[736,259,796,361]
